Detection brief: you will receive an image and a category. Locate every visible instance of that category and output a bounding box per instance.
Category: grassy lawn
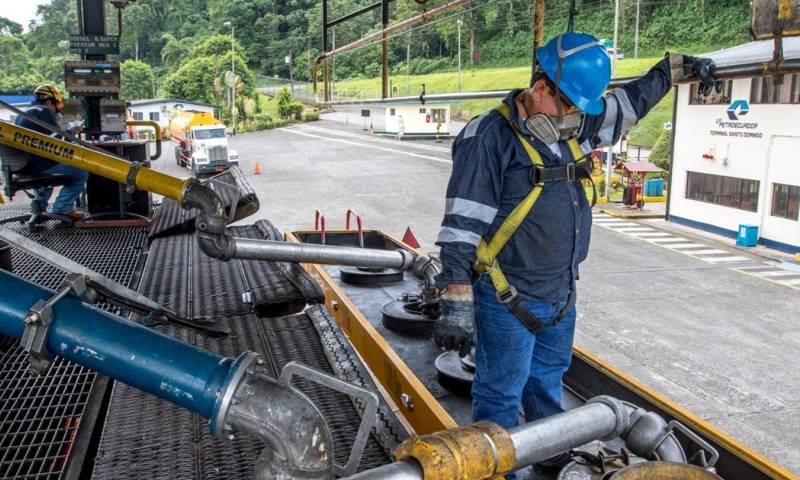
[257,93,281,117]
[333,57,672,146]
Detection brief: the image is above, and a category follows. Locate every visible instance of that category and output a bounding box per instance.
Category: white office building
[128,98,216,132]
[668,37,800,252]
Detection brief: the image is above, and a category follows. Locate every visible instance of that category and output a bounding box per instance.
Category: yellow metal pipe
[0,120,187,203]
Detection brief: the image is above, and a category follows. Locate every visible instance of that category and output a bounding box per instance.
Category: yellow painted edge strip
[642,195,666,203]
[285,231,457,434]
[794,253,800,262]
[573,346,797,480]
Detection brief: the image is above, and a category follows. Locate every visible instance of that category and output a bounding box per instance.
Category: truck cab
[189,125,239,176]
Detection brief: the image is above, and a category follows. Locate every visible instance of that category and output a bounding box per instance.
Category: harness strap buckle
[474,258,498,275]
[565,162,576,182]
[495,285,518,304]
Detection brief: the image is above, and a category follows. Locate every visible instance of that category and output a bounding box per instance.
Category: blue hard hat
[536,32,611,115]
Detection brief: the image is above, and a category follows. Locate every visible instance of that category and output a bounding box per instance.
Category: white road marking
[704,256,751,263]
[650,237,688,243]
[629,232,672,237]
[782,278,800,285]
[667,243,707,249]
[615,227,656,233]
[679,249,728,255]
[758,270,800,278]
[282,128,452,164]
[601,222,639,227]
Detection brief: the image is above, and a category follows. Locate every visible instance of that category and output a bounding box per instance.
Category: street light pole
[224,21,236,130]
[457,19,463,92]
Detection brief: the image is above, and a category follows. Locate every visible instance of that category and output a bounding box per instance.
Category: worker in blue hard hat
[433,32,719,476]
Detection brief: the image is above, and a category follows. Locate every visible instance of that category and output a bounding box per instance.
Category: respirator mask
[524,110,584,145]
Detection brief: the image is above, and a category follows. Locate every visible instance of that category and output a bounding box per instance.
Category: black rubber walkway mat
[0,219,147,480]
[93,309,405,479]
[148,167,259,240]
[140,220,323,320]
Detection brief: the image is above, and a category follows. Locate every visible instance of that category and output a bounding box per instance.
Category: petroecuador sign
[709,100,763,139]
[69,35,120,55]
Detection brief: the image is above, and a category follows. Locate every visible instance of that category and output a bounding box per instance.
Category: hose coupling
[393,421,515,480]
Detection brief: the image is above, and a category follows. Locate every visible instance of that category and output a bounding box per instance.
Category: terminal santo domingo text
[709,119,764,139]
[0,126,76,161]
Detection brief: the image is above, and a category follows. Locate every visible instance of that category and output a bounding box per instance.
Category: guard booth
[381,102,450,139]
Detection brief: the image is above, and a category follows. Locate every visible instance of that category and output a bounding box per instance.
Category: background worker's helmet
[536,32,611,115]
[33,84,65,110]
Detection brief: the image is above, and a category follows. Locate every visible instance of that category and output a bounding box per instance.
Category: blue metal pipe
[0,270,235,418]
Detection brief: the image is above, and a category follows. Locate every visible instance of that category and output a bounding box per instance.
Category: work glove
[433,286,475,358]
[667,53,723,96]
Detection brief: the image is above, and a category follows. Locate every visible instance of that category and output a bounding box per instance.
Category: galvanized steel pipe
[231,237,416,270]
[344,398,628,480]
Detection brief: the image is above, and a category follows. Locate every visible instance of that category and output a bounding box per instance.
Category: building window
[149,112,160,122]
[431,108,446,123]
[750,73,800,104]
[685,171,759,212]
[161,105,168,113]
[389,108,395,116]
[419,108,426,114]
[771,183,800,220]
[689,80,733,105]
[132,112,144,120]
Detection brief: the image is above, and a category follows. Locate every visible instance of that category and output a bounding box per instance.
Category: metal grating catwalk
[0,218,148,480]
[92,220,406,479]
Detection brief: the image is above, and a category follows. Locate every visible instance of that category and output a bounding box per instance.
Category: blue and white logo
[727,100,749,120]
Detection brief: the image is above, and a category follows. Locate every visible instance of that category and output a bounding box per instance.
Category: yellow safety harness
[474,103,592,332]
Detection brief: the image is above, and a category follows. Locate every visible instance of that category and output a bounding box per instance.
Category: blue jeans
[471,277,577,440]
[30,162,88,214]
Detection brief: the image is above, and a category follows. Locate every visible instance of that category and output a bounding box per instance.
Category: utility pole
[612,0,620,78]
[381,0,389,99]
[289,51,294,94]
[457,19,463,92]
[634,0,640,59]
[529,0,545,86]
[406,32,411,95]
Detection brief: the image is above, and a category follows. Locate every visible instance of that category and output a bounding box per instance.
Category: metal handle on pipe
[232,237,415,270]
[126,120,162,160]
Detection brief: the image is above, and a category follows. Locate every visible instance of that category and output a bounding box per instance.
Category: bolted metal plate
[381,299,435,335]
[340,266,404,286]
[752,0,800,39]
[434,351,474,397]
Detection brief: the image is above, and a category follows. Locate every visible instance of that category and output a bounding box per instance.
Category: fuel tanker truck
[169,109,238,177]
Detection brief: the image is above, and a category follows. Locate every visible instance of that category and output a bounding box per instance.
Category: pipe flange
[587,395,631,441]
[210,351,259,438]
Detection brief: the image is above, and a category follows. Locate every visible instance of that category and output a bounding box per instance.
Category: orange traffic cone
[402,226,420,249]
[254,162,262,175]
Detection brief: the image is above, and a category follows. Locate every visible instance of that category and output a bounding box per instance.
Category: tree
[162,56,219,103]
[0,16,22,36]
[0,36,30,77]
[160,33,192,68]
[649,129,673,172]
[121,60,156,100]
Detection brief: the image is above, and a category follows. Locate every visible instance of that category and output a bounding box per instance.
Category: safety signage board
[69,35,120,55]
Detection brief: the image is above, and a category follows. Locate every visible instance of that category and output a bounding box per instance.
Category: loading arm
[0,120,440,288]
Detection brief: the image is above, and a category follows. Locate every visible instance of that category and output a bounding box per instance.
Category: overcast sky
[2,1,50,31]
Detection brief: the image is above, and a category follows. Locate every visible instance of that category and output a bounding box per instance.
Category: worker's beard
[525,111,584,145]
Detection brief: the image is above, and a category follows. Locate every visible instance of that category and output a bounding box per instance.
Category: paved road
[150,121,799,474]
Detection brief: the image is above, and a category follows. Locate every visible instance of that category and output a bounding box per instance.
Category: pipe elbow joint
[221,364,334,480]
[182,178,226,218]
[196,228,236,261]
[620,407,687,463]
